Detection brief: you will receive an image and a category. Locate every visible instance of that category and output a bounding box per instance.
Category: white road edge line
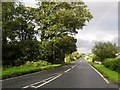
[35,74,62,88]
[64,69,71,73]
[89,64,110,83]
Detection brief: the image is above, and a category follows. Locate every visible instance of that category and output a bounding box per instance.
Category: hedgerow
[103,58,120,73]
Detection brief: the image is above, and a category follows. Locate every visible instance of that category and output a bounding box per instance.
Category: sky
[75,1,118,53]
[22,0,118,54]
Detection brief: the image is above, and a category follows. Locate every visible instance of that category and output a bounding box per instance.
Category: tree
[39,35,77,64]
[2,1,93,66]
[2,2,40,66]
[34,1,92,64]
[35,2,93,40]
[92,41,118,62]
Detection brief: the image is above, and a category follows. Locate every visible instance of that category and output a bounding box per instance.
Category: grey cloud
[76,38,94,53]
[111,36,118,44]
[84,2,118,34]
[76,39,93,48]
[76,2,118,53]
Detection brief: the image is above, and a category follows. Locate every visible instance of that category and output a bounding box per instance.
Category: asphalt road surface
[2,57,119,89]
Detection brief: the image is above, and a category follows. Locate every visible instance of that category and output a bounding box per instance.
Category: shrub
[92,55,101,62]
[92,42,118,62]
[64,55,71,63]
[84,53,100,62]
[64,52,82,63]
[25,60,51,67]
[103,58,120,72]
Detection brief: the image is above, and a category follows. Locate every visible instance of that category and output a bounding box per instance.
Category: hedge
[103,58,120,73]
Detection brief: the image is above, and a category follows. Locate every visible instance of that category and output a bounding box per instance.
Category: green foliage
[71,51,82,59]
[84,54,97,62]
[2,2,40,67]
[39,35,77,64]
[64,51,82,63]
[92,55,100,62]
[92,42,118,62]
[103,58,120,73]
[35,2,93,40]
[25,60,51,67]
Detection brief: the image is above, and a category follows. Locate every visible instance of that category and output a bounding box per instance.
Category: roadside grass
[1,54,81,79]
[89,62,120,85]
[1,64,61,79]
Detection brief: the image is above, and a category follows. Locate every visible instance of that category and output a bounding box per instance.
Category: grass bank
[1,61,62,79]
[89,62,120,85]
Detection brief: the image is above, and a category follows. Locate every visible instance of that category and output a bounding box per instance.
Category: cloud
[76,38,93,53]
[77,47,92,54]
[76,35,118,53]
[21,0,38,7]
[75,2,118,53]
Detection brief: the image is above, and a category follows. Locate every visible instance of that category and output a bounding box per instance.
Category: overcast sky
[22,0,118,53]
[75,2,118,53]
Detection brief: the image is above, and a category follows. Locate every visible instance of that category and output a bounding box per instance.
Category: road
[2,57,119,89]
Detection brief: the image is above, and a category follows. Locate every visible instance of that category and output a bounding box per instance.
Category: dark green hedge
[103,58,120,73]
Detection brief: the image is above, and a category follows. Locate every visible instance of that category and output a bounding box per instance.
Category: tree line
[2,1,92,67]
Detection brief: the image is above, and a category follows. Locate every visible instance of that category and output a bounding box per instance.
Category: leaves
[92,42,118,62]
[35,2,93,39]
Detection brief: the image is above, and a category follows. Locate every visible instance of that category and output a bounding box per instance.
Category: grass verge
[89,62,120,85]
[1,64,61,79]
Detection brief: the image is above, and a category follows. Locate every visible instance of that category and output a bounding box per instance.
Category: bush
[64,55,71,63]
[84,54,100,62]
[64,52,82,63]
[92,55,100,62]
[103,58,120,72]
[92,42,118,62]
[25,60,51,67]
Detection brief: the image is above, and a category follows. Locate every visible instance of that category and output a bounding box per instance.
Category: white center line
[22,74,62,88]
[64,69,71,73]
[71,60,82,69]
[72,66,75,68]
[35,74,62,88]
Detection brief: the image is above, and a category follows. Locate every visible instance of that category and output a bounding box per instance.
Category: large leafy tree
[2,1,93,66]
[35,2,93,40]
[34,1,92,63]
[92,41,118,62]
